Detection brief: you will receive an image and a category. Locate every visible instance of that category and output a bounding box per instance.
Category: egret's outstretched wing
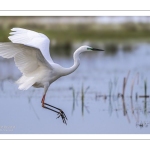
[8,28,53,63]
[0,42,52,76]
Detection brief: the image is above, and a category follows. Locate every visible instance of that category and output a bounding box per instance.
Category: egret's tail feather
[16,76,35,90]
[16,76,28,84]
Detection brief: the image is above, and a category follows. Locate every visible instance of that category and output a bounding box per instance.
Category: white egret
[0,28,104,124]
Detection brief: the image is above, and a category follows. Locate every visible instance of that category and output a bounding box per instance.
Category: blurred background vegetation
[0,16,150,56]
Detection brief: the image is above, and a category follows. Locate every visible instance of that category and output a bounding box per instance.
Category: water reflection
[122,43,134,52]
[68,70,150,128]
[51,40,72,56]
[50,41,136,57]
[95,93,150,128]
[104,43,118,55]
[70,84,90,116]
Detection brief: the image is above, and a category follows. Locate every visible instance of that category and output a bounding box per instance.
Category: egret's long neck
[62,49,81,76]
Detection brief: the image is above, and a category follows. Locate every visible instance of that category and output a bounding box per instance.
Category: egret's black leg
[44,103,67,119]
[44,103,67,124]
[41,93,67,125]
[42,103,67,125]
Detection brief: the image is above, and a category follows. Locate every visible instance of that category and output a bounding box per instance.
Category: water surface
[0,42,150,134]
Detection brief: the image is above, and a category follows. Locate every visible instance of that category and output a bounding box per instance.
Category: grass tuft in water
[70,86,79,115]
[71,86,76,115]
[81,83,90,116]
[108,80,113,97]
[130,73,139,99]
[144,80,147,115]
[122,71,130,97]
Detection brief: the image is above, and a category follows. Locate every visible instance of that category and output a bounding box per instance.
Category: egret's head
[79,46,104,52]
[86,46,104,52]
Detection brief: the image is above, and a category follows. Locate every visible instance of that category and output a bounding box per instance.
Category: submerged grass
[27,89,40,120]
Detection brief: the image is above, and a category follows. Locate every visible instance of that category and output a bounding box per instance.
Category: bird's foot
[56,110,68,125]
[42,103,68,125]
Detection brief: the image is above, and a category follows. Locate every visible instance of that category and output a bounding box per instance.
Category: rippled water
[0,42,150,134]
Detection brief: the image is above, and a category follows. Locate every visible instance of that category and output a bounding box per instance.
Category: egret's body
[0,28,104,124]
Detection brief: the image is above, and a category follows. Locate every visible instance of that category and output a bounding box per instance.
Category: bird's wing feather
[0,42,53,76]
[8,28,53,63]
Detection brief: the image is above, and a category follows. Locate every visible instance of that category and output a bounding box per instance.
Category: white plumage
[0,42,51,90]
[9,28,53,63]
[0,28,54,90]
[0,27,104,124]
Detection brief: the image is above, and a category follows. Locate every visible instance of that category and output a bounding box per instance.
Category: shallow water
[0,42,150,134]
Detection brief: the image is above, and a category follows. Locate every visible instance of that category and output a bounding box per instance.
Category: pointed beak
[91,48,104,51]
